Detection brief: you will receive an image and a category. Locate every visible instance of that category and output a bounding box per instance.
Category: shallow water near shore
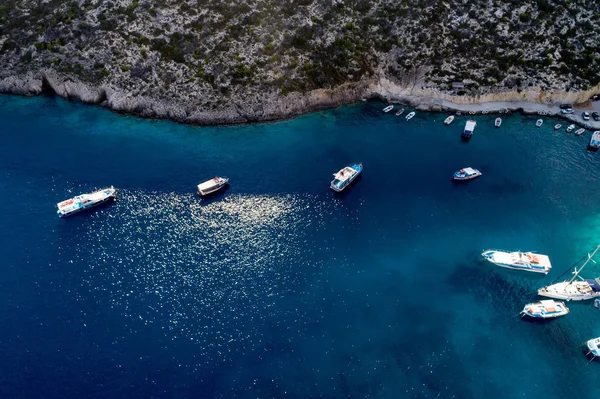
[1,95,600,398]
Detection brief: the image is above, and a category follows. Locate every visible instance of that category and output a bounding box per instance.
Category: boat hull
[330,164,362,192]
[538,281,600,301]
[197,178,229,196]
[57,189,116,218]
[482,250,551,274]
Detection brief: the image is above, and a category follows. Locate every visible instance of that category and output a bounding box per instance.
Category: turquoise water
[1,95,600,398]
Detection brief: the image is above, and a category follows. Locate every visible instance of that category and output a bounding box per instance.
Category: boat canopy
[586,279,600,292]
[465,120,476,130]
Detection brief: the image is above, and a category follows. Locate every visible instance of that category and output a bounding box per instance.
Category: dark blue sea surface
[1,95,600,398]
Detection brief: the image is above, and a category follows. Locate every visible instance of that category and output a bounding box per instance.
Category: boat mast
[568,245,600,284]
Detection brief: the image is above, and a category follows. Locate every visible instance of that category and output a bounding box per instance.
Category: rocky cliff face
[1,0,599,124]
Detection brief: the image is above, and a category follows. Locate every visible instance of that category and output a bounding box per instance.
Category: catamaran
[330,163,363,192]
[462,120,477,138]
[589,131,600,150]
[57,186,116,218]
[197,177,229,196]
[587,337,600,357]
[482,250,552,274]
[520,299,569,319]
[538,245,600,301]
[444,115,454,125]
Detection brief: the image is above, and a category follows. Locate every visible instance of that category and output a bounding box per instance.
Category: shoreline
[1,70,600,130]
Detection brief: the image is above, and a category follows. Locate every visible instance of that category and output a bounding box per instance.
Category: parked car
[592,112,600,121]
[583,112,591,120]
[560,103,573,109]
[561,108,574,114]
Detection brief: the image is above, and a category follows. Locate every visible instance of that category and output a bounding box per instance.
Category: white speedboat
[57,186,116,218]
[462,120,476,138]
[575,128,585,136]
[495,118,502,127]
[453,167,481,181]
[566,124,575,133]
[395,108,405,116]
[521,300,569,319]
[538,245,600,301]
[482,250,552,274]
[383,105,394,113]
[197,177,229,196]
[444,115,454,125]
[405,111,415,121]
[590,131,600,150]
[330,163,362,192]
[587,337,600,357]
[536,119,543,127]
[554,124,562,130]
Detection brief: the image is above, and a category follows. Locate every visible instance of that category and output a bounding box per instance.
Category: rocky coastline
[1,70,600,129]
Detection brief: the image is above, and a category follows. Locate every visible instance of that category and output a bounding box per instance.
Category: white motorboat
[538,245,600,301]
[566,124,575,133]
[590,131,600,150]
[444,115,454,125]
[330,163,363,192]
[536,119,543,127]
[405,111,415,121]
[462,120,476,138]
[57,186,116,218]
[453,167,481,181]
[521,300,569,319]
[575,128,585,136]
[554,124,562,130]
[197,177,229,196]
[395,108,405,116]
[482,250,552,274]
[383,105,394,113]
[587,337,600,357]
[495,118,502,127]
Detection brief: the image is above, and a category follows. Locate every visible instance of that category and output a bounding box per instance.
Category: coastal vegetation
[1,0,600,110]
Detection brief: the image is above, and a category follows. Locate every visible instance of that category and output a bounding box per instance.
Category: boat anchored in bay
[589,131,600,150]
[538,245,600,301]
[57,186,116,218]
[536,119,543,127]
[405,111,415,121]
[383,105,394,113]
[482,250,552,274]
[495,118,502,127]
[586,337,600,358]
[444,115,454,125]
[330,163,362,192]
[520,299,569,319]
[197,177,229,196]
[453,167,481,181]
[462,120,476,139]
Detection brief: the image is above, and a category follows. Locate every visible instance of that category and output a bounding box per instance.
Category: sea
[1,95,600,399]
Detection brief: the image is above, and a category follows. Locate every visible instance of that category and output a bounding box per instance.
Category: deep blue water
[1,95,600,398]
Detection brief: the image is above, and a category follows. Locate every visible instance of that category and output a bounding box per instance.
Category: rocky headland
[1,0,600,125]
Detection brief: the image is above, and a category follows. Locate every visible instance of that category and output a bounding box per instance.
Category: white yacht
[197,177,229,196]
[57,186,116,218]
[521,300,569,319]
[587,337,600,357]
[495,118,502,127]
[566,124,575,133]
[405,111,415,121]
[536,119,543,127]
[382,105,394,113]
[482,250,552,274]
[444,115,454,125]
[538,245,600,301]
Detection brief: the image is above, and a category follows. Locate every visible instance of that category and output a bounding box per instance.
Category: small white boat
[405,111,415,121]
[590,131,600,150]
[482,250,552,274]
[554,124,562,130]
[575,128,585,136]
[495,118,502,127]
[57,186,116,218]
[462,120,476,138]
[197,177,229,196]
[538,245,600,301]
[520,300,569,319]
[444,115,454,125]
[395,108,405,116]
[453,167,481,181]
[330,163,363,192]
[536,119,543,127]
[566,124,575,133]
[587,337,600,357]
[383,105,394,113]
